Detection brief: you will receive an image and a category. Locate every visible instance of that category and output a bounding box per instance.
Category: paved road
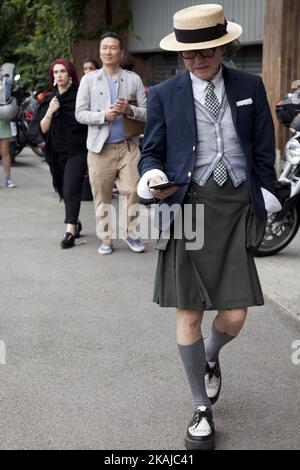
[0,149,299,450]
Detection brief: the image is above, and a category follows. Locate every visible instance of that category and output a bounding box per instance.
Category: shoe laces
[205,361,219,380]
[193,408,211,427]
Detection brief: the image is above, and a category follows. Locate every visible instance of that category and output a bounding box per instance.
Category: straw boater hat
[160,4,242,51]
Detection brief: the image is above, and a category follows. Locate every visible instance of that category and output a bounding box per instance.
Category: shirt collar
[190,65,223,92]
[102,67,122,82]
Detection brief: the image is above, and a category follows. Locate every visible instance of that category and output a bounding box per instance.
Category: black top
[44,84,87,155]
[33,84,87,197]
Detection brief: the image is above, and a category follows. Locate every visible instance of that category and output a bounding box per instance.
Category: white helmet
[0,97,18,120]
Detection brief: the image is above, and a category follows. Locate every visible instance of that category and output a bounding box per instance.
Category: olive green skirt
[153,176,266,311]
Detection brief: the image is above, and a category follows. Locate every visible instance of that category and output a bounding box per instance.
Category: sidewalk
[256,236,300,321]
[0,149,299,450]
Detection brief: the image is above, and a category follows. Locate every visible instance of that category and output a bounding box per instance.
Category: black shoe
[60,232,75,249]
[75,221,82,239]
[205,358,222,405]
[185,406,215,450]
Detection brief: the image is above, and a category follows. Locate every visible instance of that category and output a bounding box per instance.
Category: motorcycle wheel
[255,206,300,256]
[30,144,46,158]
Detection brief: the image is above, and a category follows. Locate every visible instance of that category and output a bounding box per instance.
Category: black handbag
[27,107,46,145]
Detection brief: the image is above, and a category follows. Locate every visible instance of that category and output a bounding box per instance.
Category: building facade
[128,0,265,84]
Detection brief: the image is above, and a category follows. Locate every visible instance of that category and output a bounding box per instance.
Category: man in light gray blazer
[76,32,147,255]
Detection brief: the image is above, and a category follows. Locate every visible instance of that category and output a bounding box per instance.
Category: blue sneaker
[5,177,16,188]
[122,235,145,253]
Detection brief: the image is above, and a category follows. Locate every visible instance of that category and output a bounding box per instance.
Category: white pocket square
[236,98,253,107]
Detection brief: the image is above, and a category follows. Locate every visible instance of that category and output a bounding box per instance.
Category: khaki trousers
[88,140,140,243]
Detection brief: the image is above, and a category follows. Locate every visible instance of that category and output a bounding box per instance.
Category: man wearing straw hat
[138,4,280,450]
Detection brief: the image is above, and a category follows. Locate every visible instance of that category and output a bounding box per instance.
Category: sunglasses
[179,48,217,59]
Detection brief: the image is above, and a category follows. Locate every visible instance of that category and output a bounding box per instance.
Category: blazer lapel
[222,65,239,132]
[178,71,197,142]
[117,68,126,99]
[97,68,113,107]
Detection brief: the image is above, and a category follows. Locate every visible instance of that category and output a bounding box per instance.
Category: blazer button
[188,171,192,177]
[193,145,196,151]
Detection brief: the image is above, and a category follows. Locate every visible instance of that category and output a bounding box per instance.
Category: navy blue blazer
[138,65,277,226]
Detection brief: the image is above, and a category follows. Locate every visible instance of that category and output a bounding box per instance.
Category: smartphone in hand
[149,181,187,190]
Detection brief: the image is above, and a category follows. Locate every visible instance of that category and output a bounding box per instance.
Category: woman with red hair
[38,58,87,248]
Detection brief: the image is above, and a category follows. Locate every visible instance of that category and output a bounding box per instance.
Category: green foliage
[0,0,27,61]
[0,0,133,91]
[0,0,86,90]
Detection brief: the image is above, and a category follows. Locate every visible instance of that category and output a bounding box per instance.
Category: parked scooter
[9,75,29,163]
[10,77,46,163]
[256,114,300,256]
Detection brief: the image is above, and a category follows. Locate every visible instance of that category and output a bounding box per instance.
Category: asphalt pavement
[0,149,299,450]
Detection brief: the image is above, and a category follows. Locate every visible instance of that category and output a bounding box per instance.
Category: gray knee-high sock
[204,321,235,362]
[178,338,211,410]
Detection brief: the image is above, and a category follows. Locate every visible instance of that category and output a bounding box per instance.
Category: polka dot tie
[205,81,228,187]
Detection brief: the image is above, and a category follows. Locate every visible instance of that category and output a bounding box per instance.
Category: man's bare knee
[177,309,203,336]
[216,308,248,335]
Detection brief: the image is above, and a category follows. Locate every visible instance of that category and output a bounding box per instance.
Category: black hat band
[174,19,228,44]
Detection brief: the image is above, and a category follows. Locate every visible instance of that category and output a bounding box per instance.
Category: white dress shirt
[189,65,224,106]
